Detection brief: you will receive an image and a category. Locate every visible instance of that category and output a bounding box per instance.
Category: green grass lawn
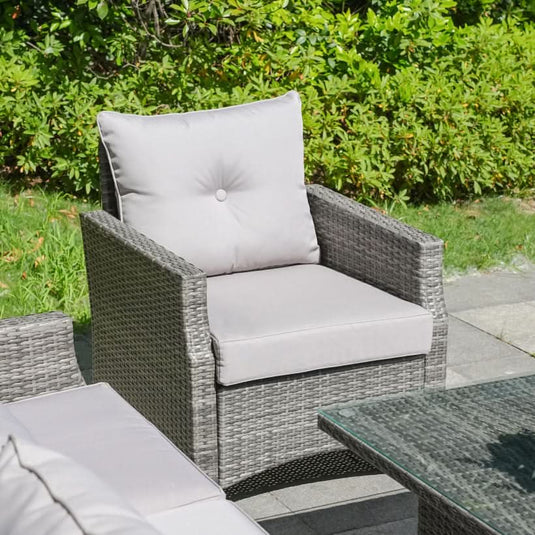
[390,196,535,277]
[0,183,97,328]
[1,184,534,328]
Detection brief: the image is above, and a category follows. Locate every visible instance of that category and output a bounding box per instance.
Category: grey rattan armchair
[0,312,85,402]
[80,142,447,493]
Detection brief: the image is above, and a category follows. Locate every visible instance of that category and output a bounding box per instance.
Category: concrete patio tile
[271,475,404,512]
[295,492,417,535]
[237,492,292,521]
[260,514,318,535]
[446,316,528,366]
[444,266,535,313]
[335,517,417,535]
[448,354,535,385]
[445,367,470,388]
[453,302,535,355]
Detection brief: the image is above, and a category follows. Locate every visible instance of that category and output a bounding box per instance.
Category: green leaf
[96,1,109,20]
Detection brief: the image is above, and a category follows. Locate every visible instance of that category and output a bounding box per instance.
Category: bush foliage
[1,0,534,203]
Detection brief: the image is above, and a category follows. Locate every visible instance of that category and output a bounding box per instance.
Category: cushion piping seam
[96,121,124,221]
[7,434,87,533]
[98,91,299,120]
[211,313,432,345]
[217,350,427,386]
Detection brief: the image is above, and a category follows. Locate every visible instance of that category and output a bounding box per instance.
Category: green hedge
[1,0,534,204]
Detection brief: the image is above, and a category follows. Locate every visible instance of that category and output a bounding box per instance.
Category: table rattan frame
[319,376,535,535]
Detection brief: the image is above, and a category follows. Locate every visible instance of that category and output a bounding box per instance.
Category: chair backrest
[97,91,319,276]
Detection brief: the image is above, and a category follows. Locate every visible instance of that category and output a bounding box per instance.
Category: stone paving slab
[257,493,417,535]
[453,302,535,355]
[260,515,317,535]
[340,517,417,535]
[444,267,535,313]
[238,492,292,520]
[288,493,417,535]
[445,315,535,387]
[270,475,404,515]
[447,354,535,386]
[446,367,470,388]
[446,316,528,366]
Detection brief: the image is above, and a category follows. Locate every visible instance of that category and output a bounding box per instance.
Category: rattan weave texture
[0,312,85,402]
[83,158,447,489]
[80,210,219,480]
[319,376,535,535]
[217,355,424,488]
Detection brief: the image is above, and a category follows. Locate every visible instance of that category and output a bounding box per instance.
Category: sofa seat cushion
[0,403,33,442]
[97,91,319,276]
[8,383,223,515]
[147,498,267,535]
[0,435,161,535]
[207,264,434,386]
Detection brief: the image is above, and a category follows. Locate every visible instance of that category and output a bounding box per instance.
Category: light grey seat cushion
[207,264,434,385]
[0,435,161,535]
[147,498,268,535]
[0,403,33,442]
[97,91,319,276]
[8,383,223,515]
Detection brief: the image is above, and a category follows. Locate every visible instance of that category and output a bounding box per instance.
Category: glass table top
[318,375,535,535]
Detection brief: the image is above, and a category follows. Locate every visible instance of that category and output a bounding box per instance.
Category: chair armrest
[80,210,218,480]
[307,184,447,387]
[0,312,85,402]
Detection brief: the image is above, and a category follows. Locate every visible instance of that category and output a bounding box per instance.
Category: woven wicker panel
[217,355,425,488]
[81,210,219,480]
[0,313,85,402]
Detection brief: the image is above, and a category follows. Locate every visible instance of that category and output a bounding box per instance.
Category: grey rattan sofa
[0,312,267,533]
[80,92,447,493]
[0,312,85,402]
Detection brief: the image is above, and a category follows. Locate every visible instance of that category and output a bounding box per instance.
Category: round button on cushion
[215,189,227,202]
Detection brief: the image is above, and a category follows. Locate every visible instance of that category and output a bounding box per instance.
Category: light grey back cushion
[0,435,161,535]
[98,91,320,276]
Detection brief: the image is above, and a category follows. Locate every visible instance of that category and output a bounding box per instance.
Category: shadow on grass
[73,318,92,334]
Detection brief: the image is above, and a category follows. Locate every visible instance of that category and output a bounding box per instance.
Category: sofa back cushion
[0,435,161,535]
[97,91,320,276]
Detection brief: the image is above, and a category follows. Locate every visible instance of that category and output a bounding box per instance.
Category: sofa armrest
[80,210,218,480]
[307,184,447,387]
[0,312,85,402]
